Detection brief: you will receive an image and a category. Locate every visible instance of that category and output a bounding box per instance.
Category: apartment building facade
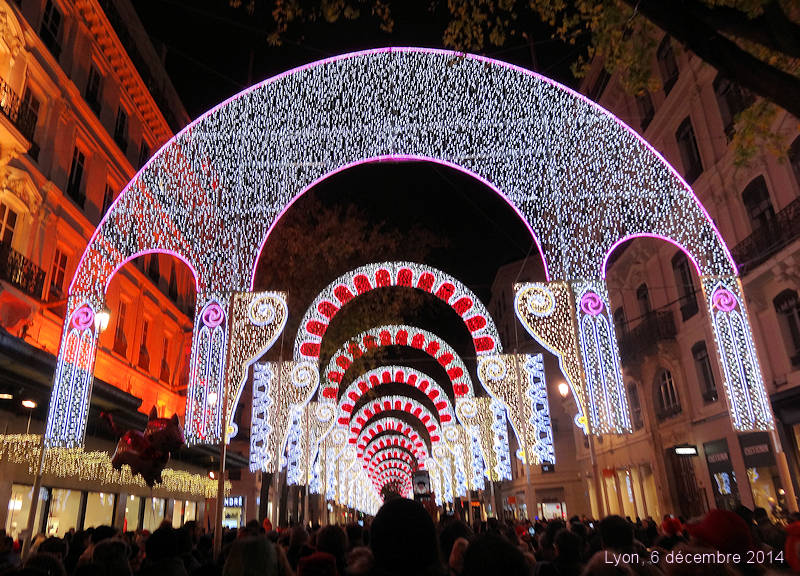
[0,0,229,538]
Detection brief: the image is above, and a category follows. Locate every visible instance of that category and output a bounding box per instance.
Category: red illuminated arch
[349,395,443,445]
[296,262,501,362]
[338,365,455,425]
[322,325,474,399]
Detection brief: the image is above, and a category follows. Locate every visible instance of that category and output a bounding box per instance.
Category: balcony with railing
[732,196,800,274]
[617,310,677,366]
[0,242,45,299]
[0,79,38,148]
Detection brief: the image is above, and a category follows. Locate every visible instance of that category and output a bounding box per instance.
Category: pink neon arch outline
[601,233,703,279]
[101,248,201,295]
[73,46,735,300]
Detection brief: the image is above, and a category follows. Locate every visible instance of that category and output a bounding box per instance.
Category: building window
[102,183,114,215]
[742,176,775,233]
[588,68,611,102]
[655,369,681,419]
[168,263,178,302]
[636,91,655,132]
[713,74,753,140]
[613,306,626,335]
[774,290,800,367]
[86,65,103,115]
[138,320,150,371]
[627,382,644,430]
[671,251,698,320]
[676,117,703,184]
[636,283,651,317]
[159,337,171,383]
[113,301,128,356]
[147,254,159,282]
[138,141,150,169]
[114,107,128,152]
[49,248,68,300]
[657,36,679,94]
[19,88,40,157]
[40,0,62,60]
[0,203,18,245]
[692,341,718,403]
[790,136,800,187]
[67,147,86,207]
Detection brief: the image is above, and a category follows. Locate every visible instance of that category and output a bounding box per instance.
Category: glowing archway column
[572,281,632,434]
[476,354,556,465]
[514,281,631,435]
[249,360,319,478]
[702,277,773,431]
[44,300,102,448]
[186,291,288,446]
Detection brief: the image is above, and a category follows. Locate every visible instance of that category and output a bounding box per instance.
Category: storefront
[223,496,245,529]
[3,483,205,539]
[703,439,740,510]
[739,432,783,519]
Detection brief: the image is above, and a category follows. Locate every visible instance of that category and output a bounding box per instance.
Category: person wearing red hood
[680,510,766,575]
[785,521,800,573]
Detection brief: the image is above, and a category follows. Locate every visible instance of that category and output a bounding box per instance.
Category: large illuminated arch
[48,48,771,460]
[349,396,443,444]
[295,262,501,361]
[337,366,455,425]
[370,447,416,468]
[363,431,427,463]
[359,420,429,462]
[322,324,475,398]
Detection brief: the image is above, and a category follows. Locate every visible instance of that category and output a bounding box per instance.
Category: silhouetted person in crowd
[222,536,279,576]
[654,518,685,551]
[316,525,347,575]
[287,526,314,571]
[92,538,132,576]
[534,529,583,576]
[583,515,661,576]
[439,521,473,571]
[138,526,187,576]
[20,552,68,576]
[462,533,528,576]
[370,498,442,576]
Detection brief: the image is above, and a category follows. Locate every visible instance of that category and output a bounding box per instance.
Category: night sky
[133,1,573,370]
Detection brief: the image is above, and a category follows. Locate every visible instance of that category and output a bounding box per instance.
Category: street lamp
[557,382,570,399]
[22,399,37,434]
[0,393,12,400]
[94,307,111,332]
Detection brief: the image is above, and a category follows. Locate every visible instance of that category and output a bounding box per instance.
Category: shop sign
[541,463,555,473]
[224,496,243,508]
[738,432,774,468]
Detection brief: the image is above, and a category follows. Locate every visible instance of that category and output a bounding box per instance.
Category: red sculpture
[108,407,185,486]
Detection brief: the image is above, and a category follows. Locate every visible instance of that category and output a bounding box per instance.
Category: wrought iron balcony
[732,196,800,274]
[617,310,677,365]
[0,79,37,145]
[0,242,45,299]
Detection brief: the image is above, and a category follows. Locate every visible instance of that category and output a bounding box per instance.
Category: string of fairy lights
[0,435,224,499]
[39,48,773,514]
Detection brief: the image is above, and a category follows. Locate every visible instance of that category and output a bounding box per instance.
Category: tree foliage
[234,0,800,161]
[253,195,448,362]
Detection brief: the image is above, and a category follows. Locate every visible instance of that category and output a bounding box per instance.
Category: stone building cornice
[74,0,174,147]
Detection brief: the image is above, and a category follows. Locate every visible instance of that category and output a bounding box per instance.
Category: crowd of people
[1,499,799,575]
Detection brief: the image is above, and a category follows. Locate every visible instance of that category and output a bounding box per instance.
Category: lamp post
[22,399,37,434]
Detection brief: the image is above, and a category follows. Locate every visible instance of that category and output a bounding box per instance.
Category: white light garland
[47,49,770,489]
